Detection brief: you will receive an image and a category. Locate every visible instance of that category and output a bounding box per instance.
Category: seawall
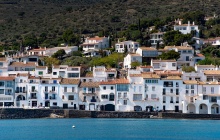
[1,109,220,119]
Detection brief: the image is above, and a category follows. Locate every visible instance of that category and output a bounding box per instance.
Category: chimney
[188,21,190,26]
[23,60,27,64]
[179,20,182,25]
[44,47,46,50]
[193,21,195,25]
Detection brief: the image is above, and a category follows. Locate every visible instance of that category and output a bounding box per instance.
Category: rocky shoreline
[0,108,220,119]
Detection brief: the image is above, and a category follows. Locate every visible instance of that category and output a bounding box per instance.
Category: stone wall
[67,110,158,118]
[159,112,220,119]
[0,108,64,119]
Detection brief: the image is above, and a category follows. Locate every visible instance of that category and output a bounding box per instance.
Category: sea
[0,118,220,140]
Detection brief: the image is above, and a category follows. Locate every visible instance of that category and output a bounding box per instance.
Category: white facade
[174,21,199,37]
[115,41,139,53]
[151,59,177,71]
[123,54,142,69]
[80,36,109,51]
[45,46,78,56]
[150,32,164,46]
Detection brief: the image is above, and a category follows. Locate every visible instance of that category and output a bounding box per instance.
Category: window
[124,92,127,98]
[176,97,179,103]
[64,87,67,92]
[176,82,179,87]
[176,89,179,95]
[53,80,57,84]
[101,95,108,99]
[163,96,166,103]
[172,63,176,67]
[191,90,194,94]
[53,102,57,106]
[211,87,214,93]
[118,93,121,98]
[72,87,75,92]
[117,84,129,91]
[20,79,23,83]
[152,80,158,83]
[191,85,194,89]
[111,86,114,90]
[133,94,142,101]
[45,86,48,92]
[163,81,173,87]
[152,86,155,91]
[151,94,157,99]
[109,93,114,101]
[186,90,189,94]
[145,80,151,83]
[103,86,106,90]
[68,73,79,78]
[0,82,4,87]
[38,71,43,75]
[71,102,73,105]
[202,87,206,93]
[186,85,189,89]
[52,86,55,91]
[139,86,142,92]
[68,95,74,100]
[123,100,127,105]
[0,62,3,67]
[62,95,64,99]
[191,27,195,30]
[31,86,35,92]
[134,86,136,92]
[170,89,173,93]
[0,89,4,94]
[170,97,173,103]
[53,72,57,75]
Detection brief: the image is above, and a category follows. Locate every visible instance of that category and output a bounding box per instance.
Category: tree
[163,30,192,46]
[52,49,66,59]
[158,50,180,60]
[62,29,80,45]
[42,57,60,73]
[131,61,141,69]
[182,66,195,72]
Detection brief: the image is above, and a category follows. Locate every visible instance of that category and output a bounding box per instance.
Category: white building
[80,36,109,51]
[150,32,164,46]
[123,54,142,69]
[151,59,177,71]
[45,46,78,56]
[115,41,139,53]
[174,21,199,37]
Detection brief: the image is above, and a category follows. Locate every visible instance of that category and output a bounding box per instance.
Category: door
[175,106,179,112]
[45,101,50,107]
[74,104,76,109]
[32,101,37,107]
[63,103,68,109]
[163,105,166,111]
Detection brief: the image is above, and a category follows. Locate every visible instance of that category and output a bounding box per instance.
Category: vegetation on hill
[158,50,180,60]
[1,0,220,51]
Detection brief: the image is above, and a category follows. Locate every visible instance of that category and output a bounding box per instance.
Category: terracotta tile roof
[28,76,40,79]
[106,69,116,72]
[29,48,46,52]
[100,81,116,85]
[129,53,141,56]
[129,74,142,77]
[142,73,160,79]
[195,53,204,57]
[0,57,6,61]
[139,65,153,68]
[183,80,198,84]
[0,76,15,81]
[152,59,176,62]
[174,24,197,26]
[36,66,47,69]
[10,62,36,67]
[139,47,157,51]
[162,76,182,80]
[198,81,219,85]
[60,78,80,85]
[115,79,130,84]
[80,82,100,88]
[88,36,104,41]
[204,70,220,75]
[196,65,215,67]
[17,73,29,77]
[84,73,93,77]
[155,70,182,76]
[164,46,193,50]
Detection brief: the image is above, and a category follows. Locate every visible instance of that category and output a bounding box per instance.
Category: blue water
[0,118,220,140]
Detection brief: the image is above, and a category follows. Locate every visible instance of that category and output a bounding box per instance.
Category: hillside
[0,0,219,48]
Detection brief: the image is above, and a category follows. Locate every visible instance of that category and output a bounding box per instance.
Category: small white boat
[72,125,75,128]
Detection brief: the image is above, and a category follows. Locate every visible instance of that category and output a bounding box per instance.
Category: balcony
[49,90,57,93]
[45,96,56,100]
[145,98,159,101]
[170,101,173,103]
[30,90,38,93]
[29,96,37,99]
[82,92,96,96]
